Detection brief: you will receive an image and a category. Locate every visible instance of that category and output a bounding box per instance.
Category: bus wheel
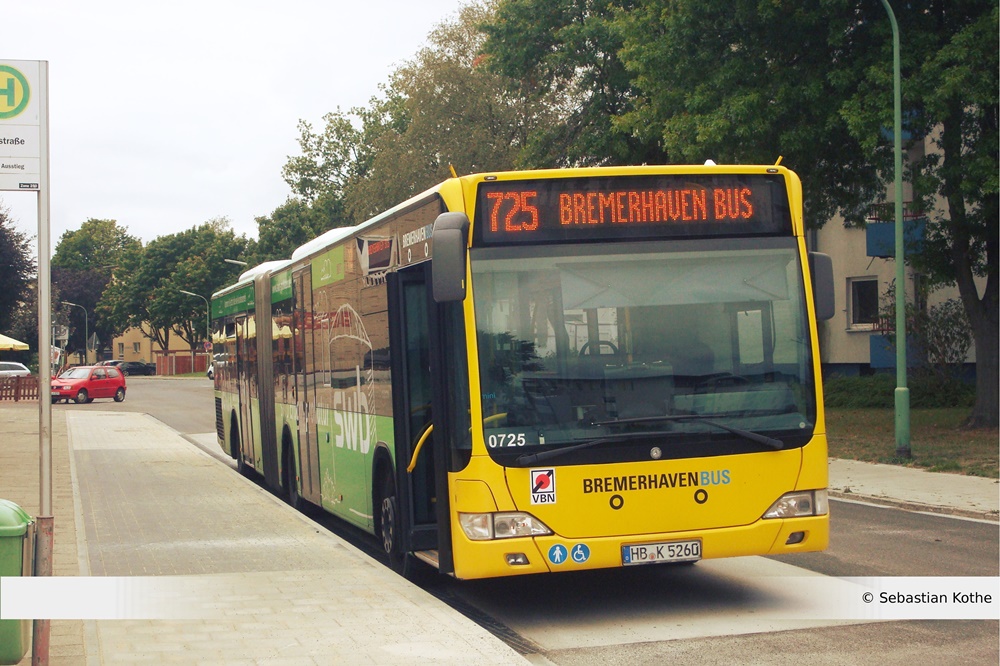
[284,444,303,511]
[378,473,411,576]
[230,414,248,476]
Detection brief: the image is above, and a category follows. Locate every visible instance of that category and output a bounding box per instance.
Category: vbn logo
[530,469,556,505]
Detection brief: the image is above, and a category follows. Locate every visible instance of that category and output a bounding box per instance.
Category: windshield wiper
[514,431,673,466]
[590,414,784,450]
[513,414,783,466]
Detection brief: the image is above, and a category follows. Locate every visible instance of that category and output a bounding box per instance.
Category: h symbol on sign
[0,77,16,106]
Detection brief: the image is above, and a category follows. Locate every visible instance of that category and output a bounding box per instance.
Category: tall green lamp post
[880,0,910,458]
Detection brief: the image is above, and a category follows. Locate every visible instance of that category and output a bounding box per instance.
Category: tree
[612,0,889,225]
[51,218,141,358]
[346,1,540,218]
[53,268,108,359]
[98,242,168,351]
[99,219,248,355]
[250,191,348,265]
[607,0,997,426]
[281,2,543,222]
[880,282,974,384]
[905,4,998,428]
[51,218,139,270]
[0,202,35,335]
[479,0,667,168]
[281,111,369,205]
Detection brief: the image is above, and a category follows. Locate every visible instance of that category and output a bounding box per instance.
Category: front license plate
[622,539,701,565]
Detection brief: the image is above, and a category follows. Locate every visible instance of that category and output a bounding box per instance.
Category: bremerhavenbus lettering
[558,188,752,226]
[582,470,731,494]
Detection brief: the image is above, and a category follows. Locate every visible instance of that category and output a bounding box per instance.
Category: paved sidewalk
[0,403,85,664]
[2,404,526,665]
[1,401,997,664]
[828,458,999,521]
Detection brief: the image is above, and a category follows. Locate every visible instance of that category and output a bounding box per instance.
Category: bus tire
[286,463,302,511]
[378,472,412,577]
[283,434,303,511]
[230,413,248,476]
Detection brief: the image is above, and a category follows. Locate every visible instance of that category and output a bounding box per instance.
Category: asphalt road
[770,499,999,578]
[69,376,999,665]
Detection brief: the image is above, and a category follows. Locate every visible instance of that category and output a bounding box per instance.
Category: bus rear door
[235,315,256,473]
[293,268,322,505]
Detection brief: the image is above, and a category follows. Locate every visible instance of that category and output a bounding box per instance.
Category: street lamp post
[224,258,248,267]
[880,0,910,458]
[178,290,210,340]
[62,301,88,365]
[179,290,211,376]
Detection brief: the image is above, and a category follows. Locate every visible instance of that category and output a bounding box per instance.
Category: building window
[133,342,141,354]
[117,343,125,357]
[848,277,879,330]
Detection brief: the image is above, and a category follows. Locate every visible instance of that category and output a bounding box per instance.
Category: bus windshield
[472,238,816,466]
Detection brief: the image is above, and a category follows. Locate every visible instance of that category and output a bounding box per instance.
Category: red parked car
[51,365,127,404]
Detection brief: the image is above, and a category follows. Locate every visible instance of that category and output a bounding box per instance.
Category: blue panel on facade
[866,219,927,258]
[869,334,895,368]
[869,334,922,369]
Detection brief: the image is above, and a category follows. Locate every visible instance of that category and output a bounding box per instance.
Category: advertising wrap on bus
[213,284,254,319]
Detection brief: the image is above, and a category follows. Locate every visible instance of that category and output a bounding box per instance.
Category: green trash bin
[0,499,34,665]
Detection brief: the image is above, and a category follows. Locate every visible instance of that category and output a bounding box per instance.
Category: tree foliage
[277,2,541,227]
[51,218,139,271]
[477,0,996,425]
[0,203,35,336]
[346,1,540,216]
[281,112,370,205]
[99,219,248,352]
[480,0,667,167]
[51,218,141,356]
[245,1,999,426]
[880,282,974,381]
[614,0,905,226]
[615,0,996,426]
[250,192,348,265]
[5,283,52,365]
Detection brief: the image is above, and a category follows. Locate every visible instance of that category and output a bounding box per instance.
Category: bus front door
[388,263,454,573]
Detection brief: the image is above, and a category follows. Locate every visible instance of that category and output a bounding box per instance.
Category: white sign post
[1,58,51,665]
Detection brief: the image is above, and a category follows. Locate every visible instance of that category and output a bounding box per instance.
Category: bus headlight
[458,512,553,541]
[762,490,828,519]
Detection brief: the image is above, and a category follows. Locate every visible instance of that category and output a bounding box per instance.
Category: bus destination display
[475,174,792,245]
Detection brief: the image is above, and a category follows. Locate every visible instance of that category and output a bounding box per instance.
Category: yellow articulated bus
[211,163,835,580]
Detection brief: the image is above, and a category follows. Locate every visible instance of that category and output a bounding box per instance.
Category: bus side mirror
[809,252,835,321]
[432,212,470,303]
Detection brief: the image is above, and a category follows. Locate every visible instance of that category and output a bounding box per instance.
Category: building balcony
[865,202,926,258]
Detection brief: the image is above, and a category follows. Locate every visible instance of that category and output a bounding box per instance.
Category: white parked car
[0,361,31,377]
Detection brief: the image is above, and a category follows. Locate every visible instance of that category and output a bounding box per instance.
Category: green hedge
[823,373,976,409]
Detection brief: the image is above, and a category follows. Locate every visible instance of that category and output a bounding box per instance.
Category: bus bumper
[449,513,828,580]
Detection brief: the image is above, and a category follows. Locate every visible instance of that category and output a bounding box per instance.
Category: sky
[0,0,469,249]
